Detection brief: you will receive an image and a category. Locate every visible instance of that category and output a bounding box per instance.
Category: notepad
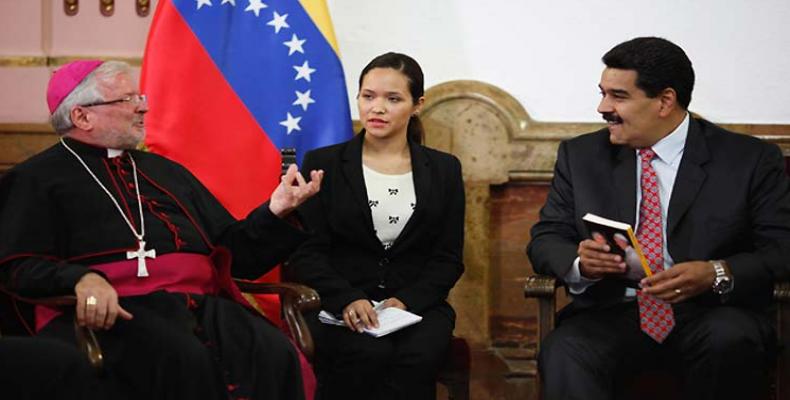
[318,302,423,337]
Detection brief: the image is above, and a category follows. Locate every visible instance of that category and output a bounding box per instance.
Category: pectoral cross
[127,240,156,277]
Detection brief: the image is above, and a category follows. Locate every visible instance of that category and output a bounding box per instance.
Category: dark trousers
[0,337,97,400]
[309,304,454,400]
[40,291,304,400]
[538,301,774,400]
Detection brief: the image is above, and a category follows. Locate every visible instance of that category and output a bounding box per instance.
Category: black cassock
[0,138,309,400]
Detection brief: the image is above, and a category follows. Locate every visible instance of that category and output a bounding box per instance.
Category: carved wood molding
[64,0,79,16]
[99,0,115,17]
[422,80,790,182]
[425,80,603,141]
[62,0,151,17]
[0,126,58,175]
[0,56,142,67]
[0,123,54,133]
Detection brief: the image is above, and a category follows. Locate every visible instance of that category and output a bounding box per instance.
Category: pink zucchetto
[46,60,103,114]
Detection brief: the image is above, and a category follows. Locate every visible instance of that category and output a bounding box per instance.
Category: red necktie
[636,148,675,343]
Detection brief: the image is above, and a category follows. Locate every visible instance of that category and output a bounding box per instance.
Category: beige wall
[4,1,790,126]
[0,0,153,124]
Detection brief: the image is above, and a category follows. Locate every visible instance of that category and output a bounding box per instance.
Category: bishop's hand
[269,163,324,218]
[74,272,133,330]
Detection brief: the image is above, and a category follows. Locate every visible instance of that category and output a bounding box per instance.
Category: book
[318,301,423,337]
[582,213,652,281]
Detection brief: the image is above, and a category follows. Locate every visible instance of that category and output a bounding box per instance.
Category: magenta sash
[35,252,222,331]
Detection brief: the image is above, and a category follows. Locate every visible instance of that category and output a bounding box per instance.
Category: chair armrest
[524,275,560,352]
[8,294,103,370]
[233,280,320,361]
[775,281,790,302]
[774,281,790,398]
[524,275,560,298]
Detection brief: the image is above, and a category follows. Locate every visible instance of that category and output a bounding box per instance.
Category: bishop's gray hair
[50,61,133,134]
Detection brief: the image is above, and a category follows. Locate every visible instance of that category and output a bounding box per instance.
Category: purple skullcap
[46,60,103,114]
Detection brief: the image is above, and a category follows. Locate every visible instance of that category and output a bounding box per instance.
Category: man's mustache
[602,112,623,124]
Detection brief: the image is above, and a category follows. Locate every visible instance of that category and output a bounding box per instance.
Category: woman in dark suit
[289,52,465,400]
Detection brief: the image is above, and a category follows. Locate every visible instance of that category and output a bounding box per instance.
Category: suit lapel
[341,133,376,234]
[612,145,637,226]
[390,141,431,254]
[667,119,709,235]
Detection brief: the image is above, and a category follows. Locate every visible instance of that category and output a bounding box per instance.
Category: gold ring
[86,296,98,306]
[674,288,682,295]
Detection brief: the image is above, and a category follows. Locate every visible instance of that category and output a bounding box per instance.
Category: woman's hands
[343,299,378,333]
[341,297,406,333]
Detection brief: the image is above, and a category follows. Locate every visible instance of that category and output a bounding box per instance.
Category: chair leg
[443,377,469,400]
[777,301,790,400]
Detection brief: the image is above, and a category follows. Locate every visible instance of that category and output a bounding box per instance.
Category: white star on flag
[283,34,306,56]
[293,90,315,111]
[244,0,267,17]
[279,112,302,134]
[221,0,235,5]
[196,0,212,10]
[293,61,316,82]
[267,11,289,33]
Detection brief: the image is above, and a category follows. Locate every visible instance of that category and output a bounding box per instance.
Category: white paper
[318,301,423,337]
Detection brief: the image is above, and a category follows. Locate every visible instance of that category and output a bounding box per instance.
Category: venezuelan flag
[140,5,351,390]
[141,0,353,221]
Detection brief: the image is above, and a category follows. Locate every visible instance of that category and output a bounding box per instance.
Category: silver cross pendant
[127,240,156,277]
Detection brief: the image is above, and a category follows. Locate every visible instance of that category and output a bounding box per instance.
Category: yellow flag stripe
[298,0,340,56]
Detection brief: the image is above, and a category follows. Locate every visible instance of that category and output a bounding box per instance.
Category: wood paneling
[0,124,57,174]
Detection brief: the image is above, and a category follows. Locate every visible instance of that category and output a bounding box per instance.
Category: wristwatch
[710,259,734,296]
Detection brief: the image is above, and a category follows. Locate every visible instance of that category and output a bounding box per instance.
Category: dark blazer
[290,133,465,317]
[528,117,790,309]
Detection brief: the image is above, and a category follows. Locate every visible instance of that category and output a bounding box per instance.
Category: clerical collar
[61,137,125,158]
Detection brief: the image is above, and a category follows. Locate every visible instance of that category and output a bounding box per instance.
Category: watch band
[710,259,733,296]
[712,260,727,278]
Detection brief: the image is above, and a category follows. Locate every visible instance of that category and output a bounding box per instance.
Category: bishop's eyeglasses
[81,94,147,108]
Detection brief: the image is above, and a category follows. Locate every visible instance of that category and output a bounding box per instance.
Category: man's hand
[342,299,379,333]
[74,272,133,330]
[578,238,626,279]
[269,164,324,218]
[640,261,715,303]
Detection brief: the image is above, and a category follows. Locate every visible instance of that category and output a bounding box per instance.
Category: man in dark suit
[528,36,790,399]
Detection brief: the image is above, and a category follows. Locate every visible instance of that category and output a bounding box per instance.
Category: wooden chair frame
[1,279,320,369]
[524,276,790,399]
[4,280,471,399]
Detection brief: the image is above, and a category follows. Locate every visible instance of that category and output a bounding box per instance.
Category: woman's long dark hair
[358,52,425,144]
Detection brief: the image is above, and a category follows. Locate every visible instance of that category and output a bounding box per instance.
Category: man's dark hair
[602,37,695,109]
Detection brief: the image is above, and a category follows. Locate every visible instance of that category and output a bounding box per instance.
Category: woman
[289,52,465,400]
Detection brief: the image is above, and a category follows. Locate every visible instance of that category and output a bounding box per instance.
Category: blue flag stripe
[172,0,352,163]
